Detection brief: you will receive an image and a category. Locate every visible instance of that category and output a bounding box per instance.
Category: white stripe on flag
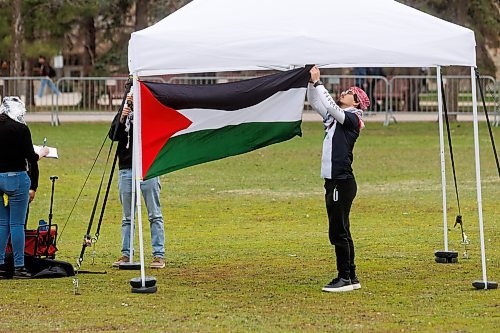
[173,88,306,137]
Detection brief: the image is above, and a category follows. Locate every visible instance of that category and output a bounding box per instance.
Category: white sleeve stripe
[316,85,345,125]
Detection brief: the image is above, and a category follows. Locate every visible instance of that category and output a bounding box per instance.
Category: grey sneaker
[322,277,353,292]
[112,256,129,267]
[150,257,165,269]
[13,266,32,279]
[351,276,361,290]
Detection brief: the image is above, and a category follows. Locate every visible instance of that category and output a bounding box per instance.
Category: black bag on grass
[3,254,74,279]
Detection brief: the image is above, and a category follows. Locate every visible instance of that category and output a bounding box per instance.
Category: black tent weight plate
[130,276,157,288]
[472,281,498,290]
[119,262,141,270]
[131,285,157,294]
[434,251,459,259]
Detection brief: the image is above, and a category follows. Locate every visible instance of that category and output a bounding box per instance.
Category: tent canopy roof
[128,0,476,75]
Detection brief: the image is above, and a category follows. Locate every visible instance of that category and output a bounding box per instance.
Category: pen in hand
[39,137,49,159]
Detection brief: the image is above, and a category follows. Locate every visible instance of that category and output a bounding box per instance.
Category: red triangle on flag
[140,81,192,178]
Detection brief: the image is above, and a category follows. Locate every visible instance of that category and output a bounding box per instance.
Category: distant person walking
[36,56,60,98]
[308,65,369,293]
[0,60,8,77]
[1,60,10,93]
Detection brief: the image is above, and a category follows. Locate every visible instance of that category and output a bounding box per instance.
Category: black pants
[324,178,357,279]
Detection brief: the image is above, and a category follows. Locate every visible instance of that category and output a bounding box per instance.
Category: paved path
[25,112,116,124]
[24,111,493,124]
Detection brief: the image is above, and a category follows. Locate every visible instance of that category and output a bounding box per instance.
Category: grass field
[0,121,498,332]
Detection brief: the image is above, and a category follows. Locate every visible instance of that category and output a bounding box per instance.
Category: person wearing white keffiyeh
[0,97,41,278]
[0,96,27,124]
[307,66,369,293]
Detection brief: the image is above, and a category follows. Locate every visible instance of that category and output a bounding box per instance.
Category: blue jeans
[37,78,60,97]
[0,171,30,268]
[118,169,165,258]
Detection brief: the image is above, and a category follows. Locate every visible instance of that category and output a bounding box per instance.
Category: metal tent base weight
[119,262,141,270]
[472,281,498,290]
[434,250,459,263]
[130,276,157,293]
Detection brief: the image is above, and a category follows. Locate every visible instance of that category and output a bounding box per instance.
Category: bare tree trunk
[81,16,96,77]
[10,0,23,78]
[24,59,35,106]
[444,78,459,118]
[81,16,96,107]
[443,67,467,118]
[135,0,150,30]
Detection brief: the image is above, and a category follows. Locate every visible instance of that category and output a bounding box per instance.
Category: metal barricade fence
[54,77,130,113]
[389,75,498,112]
[0,76,57,112]
[310,75,389,113]
[0,75,497,126]
[0,75,163,125]
[53,76,166,125]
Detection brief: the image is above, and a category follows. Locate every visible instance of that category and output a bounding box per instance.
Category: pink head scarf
[349,86,370,111]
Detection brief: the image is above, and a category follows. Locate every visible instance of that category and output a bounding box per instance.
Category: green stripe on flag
[144,121,302,179]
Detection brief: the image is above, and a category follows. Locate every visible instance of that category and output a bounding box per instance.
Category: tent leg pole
[385,80,392,126]
[436,66,448,252]
[134,76,146,286]
[470,67,496,290]
[130,164,136,262]
[135,173,146,286]
[130,75,157,293]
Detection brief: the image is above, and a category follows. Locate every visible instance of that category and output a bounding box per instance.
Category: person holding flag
[109,94,166,269]
[308,66,369,292]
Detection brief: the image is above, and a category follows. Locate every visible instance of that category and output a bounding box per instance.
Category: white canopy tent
[128,0,476,74]
[127,0,493,290]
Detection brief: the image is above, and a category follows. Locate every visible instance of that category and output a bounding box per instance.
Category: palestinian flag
[139,66,310,179]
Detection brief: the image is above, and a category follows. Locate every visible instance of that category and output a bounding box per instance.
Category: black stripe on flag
[141,66,311,111]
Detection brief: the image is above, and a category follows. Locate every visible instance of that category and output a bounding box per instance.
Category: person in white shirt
[308,66,370,292]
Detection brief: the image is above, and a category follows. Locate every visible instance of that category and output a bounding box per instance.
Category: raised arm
[309,66,345,124]
[314,85,345,125]
[307,83,328,119]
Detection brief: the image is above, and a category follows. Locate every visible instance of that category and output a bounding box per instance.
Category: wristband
[313,80,323,87]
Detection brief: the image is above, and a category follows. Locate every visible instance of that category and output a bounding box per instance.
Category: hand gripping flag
[139,66,311,179]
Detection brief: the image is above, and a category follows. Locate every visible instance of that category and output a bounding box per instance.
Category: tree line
[0,0,192,77]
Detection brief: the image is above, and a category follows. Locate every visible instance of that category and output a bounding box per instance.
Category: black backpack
[48,65,56,78]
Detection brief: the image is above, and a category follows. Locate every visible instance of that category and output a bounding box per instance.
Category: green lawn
[0,121,498,332]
